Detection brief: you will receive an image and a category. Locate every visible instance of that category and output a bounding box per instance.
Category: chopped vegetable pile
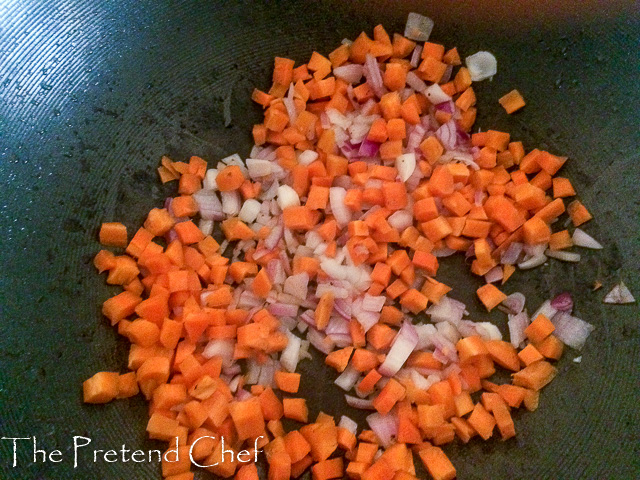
[85,13,628,480]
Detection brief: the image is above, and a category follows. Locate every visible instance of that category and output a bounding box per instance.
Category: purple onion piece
[551,292,574,313]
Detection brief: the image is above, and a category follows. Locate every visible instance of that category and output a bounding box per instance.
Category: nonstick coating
[1,1,638,479]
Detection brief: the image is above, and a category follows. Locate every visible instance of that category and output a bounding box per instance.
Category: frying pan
[1,1,638,478]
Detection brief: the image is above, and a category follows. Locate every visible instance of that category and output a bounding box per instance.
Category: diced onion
[545,249,581,262]
[465,51,497,81]
[277,184,300,210]
[239,199,261,223]
[404,12,434,41]
[425,83,452,105]
[603,282,635,304]
[572,228,603,249]
[396,153,416,182]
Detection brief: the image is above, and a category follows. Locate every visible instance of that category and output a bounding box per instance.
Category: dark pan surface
[1,1,638,479]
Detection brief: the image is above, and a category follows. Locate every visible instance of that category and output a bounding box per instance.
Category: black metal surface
[1,1,638,479]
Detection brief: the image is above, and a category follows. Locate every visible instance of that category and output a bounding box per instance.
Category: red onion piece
[358,138,380,157]
[508,312,530,348]
[345,395,375,410]
[551,292,574,312]
[500,242,524,265]
[551,311,594,350]
[235,388,252,401]
[367,412,398,448]
[268,302,299,318]
[364,54,385,98]
[361,294,386,313]
[499,292,526,315]
[484,266,503,284]
[307,328,334,355]
[435,120,457,150]
[283,272,309,300]
[193,190,224,220]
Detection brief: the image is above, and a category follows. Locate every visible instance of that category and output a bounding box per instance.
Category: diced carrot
[418,445,456,480]
[518,343,545,366]
[476,284,507,311]
[567,200,592,227]
[83,371,119,404]
[99,222,128,247]
[512,360,557,390]
[525,314,555,343]
[498,89,526,114]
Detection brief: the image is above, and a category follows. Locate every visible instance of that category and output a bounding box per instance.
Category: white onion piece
[518,253,547,269]
[573,356,582,363]
[415,323,437,350]
[203,168,219,190]
[239,199,261,223]
[202,339,235,367]
[465,51,497,81]
[284,83,298,124]
[298,149,319,166]
[387,210,413,232]
[367,412,398,448]
[572,228,603,249]
[339,415,358,436]
[333,64,364,84]
[329,187,351,227]
[508,312,530,348]
[246,158,273,178]
[404,12,434,41]
[277,185,300,210]
[245,359,261,385]
[545,249,581,262]
[378,321,419,376]
[531,300,558,323]
[221,190,241,216]
[409,369,439,390]
[335,365,360,391]
[425,83,452,105]
[426,296,465,324]
[280,331,301,372]
[603,282,635,304]
[551,311,594,350]
[406,71,427,92]
[436,321,460,343]
[474,322,502,341]
[198,219,214,236]
[396,153,416,182]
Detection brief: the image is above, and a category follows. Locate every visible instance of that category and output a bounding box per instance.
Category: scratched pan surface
[0,1,638,478]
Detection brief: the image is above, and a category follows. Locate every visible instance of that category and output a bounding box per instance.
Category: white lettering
[1,437,30,467]
[49,450,63,463]
[72,436,91,468]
